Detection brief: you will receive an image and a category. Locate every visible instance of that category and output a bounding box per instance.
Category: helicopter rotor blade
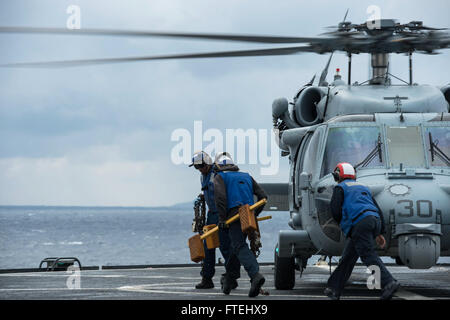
[318,52,334,86]
[0,45,316,68]
[342,8,349,22]
[1,24,447,67]
[0,26,321,44]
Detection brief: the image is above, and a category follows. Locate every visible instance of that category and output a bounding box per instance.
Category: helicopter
[1,13,449,291]
[269,18,450,289]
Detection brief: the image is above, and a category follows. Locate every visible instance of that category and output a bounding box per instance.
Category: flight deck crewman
[189,151,237,290]
[324,162,400,300]
[213,152,267,297]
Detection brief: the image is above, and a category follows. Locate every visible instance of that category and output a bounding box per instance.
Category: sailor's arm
[372,197,386,235]
[373,197,387,249]
[329,186,344,224]
[213,174,228,223]
[251,177,267,216]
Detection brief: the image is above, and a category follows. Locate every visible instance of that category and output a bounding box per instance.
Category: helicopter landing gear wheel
[274,243,295,290]
[395,256,404,266]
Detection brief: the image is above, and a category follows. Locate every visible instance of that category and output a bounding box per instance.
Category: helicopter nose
[396,224,441,269]
[372,180,448,269]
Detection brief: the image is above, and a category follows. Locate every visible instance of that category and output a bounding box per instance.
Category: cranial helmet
[189,151,212,167]
[333,162,356,181]
[214,152,234,166]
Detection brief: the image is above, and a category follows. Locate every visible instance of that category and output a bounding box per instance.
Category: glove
[218,221,228,230]
[254,205,265,217]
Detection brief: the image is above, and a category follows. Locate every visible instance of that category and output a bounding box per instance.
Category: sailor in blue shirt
[189,151,235,289]
[213,152,267,297]
[325,162,400,300]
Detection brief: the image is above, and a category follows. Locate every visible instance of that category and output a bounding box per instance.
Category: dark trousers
[225,220,259,280]
[201,212,238,279]
[327,215,395,295]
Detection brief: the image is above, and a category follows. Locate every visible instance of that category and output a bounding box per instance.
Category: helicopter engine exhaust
[294,86,324,127]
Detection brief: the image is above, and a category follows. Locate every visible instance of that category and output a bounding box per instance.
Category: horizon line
[0,203,192,209]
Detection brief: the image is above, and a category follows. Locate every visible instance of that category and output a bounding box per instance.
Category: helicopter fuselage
[274,83,450,273]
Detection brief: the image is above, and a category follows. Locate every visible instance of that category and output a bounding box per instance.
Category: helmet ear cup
[332,171,340,182]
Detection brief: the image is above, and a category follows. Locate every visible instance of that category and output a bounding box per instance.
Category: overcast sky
[0,0,449,206]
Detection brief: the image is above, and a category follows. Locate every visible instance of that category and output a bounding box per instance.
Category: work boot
[248,273,265,297]
[220,273,238,291]
[221,274,238,295]
[195,277,214,289]
[324,287,340,300]
[380,280,400,300]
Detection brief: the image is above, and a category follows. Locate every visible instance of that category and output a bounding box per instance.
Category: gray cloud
[0,0,448,205]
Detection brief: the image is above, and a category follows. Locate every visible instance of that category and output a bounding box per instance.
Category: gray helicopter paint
[267,17,449,280]
[275,85,449,152]
[279,126,317,156]
[317,84,449,121]
[274,112,450,267]
[258,183,289,211]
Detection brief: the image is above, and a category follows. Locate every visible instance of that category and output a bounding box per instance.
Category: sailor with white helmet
[189,151,238,289]
[213,152,268,297]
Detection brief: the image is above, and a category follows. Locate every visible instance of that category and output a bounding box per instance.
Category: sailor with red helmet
[324,162,400,300]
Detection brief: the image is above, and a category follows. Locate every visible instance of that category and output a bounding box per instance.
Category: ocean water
[0,206,291,269]
[1,206,448,270]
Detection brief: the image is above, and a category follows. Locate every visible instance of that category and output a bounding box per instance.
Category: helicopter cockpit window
[321,126,382,177]
[386,126,425,168]
[424,126,450,167]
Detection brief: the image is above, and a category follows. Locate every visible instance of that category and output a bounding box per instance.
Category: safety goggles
[194,163,206,169]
